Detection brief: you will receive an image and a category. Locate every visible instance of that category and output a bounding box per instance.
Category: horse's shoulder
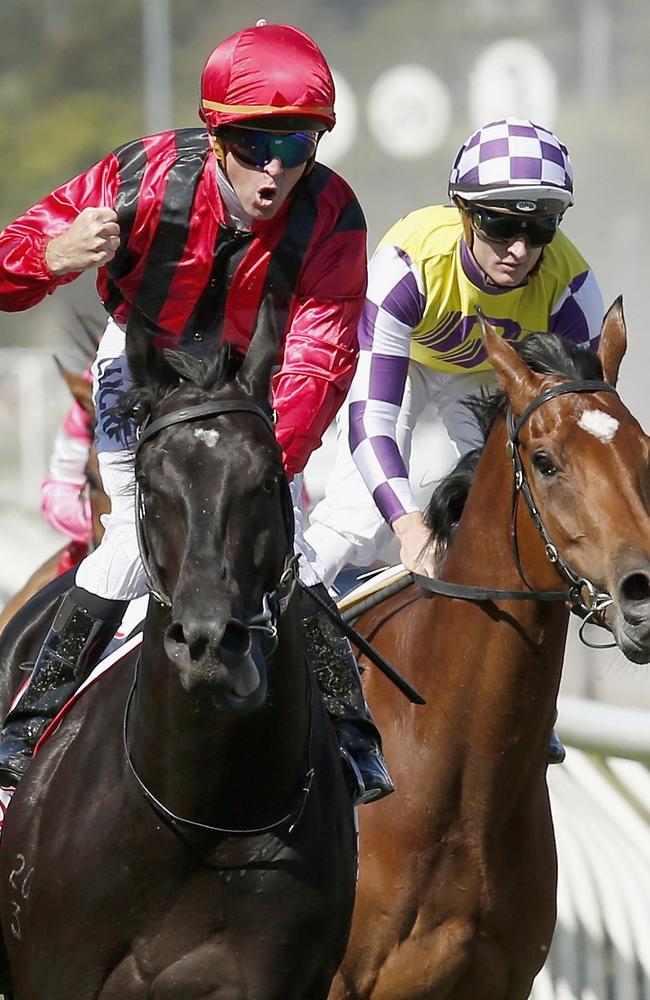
[356,583,422,642]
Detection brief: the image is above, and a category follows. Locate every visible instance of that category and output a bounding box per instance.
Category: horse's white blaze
[578,409,619,443]
[194,428,220,447]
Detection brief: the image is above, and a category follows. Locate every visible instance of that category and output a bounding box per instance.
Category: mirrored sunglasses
[469,206,561,248]
[219,127,318,169]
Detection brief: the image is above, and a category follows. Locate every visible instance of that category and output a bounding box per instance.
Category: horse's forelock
[424,333,604,544]
[115,343,245,434]
[162,344,245,391]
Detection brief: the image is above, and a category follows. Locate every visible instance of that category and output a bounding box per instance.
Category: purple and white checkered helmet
[448,118,574,213]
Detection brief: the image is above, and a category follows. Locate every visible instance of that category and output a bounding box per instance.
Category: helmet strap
[454,198,474,246]
[209,133,227,170]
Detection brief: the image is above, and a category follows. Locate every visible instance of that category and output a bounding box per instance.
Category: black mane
[425,333,603,544]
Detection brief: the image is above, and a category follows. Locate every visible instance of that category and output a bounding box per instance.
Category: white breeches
[304,361,496,589]
[74,320,144,599]
[75,318,320,599]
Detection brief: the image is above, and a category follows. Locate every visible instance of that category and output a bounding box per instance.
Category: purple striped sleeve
[550,269,604,350]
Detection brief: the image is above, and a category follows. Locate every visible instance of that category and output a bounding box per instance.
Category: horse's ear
[476,307,542,415]
[125,308,177,392]
[237,293,282,404]
[597,296,626,387]
[54,357,94,417]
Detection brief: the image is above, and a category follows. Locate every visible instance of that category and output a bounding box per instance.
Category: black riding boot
[0,588,127,787]
[302,584,395,806]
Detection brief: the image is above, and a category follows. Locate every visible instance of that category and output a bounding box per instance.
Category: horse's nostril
[167,621,185,645]
[620,572,650,604]
[166,621,209,660]
[220,621,251,664]
[166,618,250,665]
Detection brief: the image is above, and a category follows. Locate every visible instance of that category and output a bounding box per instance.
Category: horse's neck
[413,419,569,775]
[131,602,310,825]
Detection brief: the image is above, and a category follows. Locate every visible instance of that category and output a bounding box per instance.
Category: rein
[123,660,315,839]
[308,378,620,703]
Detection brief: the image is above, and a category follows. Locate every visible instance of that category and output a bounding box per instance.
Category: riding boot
[0,588,127,787]
[302,583,395,806]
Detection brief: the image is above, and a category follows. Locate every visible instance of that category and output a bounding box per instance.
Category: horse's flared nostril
[219,620,251,667]
[165,616,251,667]
[620,572,650,603]
[166,621,186,646]
[618,570,650,624]
[166,620,209,661]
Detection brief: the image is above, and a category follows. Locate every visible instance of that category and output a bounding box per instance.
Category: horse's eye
[533,452,558,477]
[262,474,279,495]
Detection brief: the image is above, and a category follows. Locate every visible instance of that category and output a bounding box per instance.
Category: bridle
[134,398,299,651]
[414,378,619,644]
[127,395,313,842]
[507,380,617,618]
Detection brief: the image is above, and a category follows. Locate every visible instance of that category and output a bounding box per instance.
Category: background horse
[0,357,109,635]
[0,306,356,1000]
[329,300,650,1000]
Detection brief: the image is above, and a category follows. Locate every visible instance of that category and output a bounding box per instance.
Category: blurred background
[3,4,650,995]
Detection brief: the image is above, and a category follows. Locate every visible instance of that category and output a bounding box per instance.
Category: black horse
[0,305,357,999]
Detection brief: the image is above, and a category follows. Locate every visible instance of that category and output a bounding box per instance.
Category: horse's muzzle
[163,616,267,709]
[609,564,650,663]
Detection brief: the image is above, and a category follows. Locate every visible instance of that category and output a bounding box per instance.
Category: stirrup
[340,746,395,806]
[548,728,566,765]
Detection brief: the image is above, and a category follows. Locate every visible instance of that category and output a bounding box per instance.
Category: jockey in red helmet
[198,24,335,226]
[0,23,394,806]
[199,22,336,134]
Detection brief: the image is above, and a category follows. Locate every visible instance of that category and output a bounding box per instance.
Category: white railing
[558,696,650,764]
[532,702,650,999]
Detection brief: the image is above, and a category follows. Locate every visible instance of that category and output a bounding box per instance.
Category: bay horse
[0,305,356,1000]
[329,299,650,1000]
[0,358,109,635]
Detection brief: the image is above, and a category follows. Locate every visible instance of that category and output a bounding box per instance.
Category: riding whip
[298,580,425,705]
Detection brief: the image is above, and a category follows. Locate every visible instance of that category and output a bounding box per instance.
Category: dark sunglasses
[468,206,561,247]
[218,127,318,169]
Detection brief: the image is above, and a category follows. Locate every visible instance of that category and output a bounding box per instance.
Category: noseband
[414,378,619,635]
[134,398,298,650]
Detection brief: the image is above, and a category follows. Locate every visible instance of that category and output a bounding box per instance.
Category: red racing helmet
[199,23,336,133]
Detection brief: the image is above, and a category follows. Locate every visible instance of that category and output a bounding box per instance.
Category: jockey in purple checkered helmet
[447,118,575,281]
[448,117,574,217]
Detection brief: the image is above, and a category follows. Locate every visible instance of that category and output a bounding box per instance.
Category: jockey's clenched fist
[45,207,120,276]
